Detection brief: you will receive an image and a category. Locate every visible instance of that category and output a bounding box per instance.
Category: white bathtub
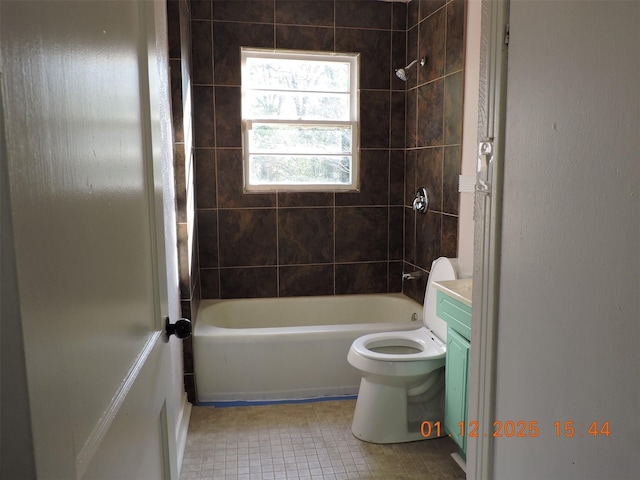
[194,293,423,403]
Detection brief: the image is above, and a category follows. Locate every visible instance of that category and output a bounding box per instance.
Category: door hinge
[504,24,510,45]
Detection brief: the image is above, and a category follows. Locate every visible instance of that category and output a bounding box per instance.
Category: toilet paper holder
[412,187,429,213]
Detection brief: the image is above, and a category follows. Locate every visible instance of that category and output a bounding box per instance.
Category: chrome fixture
[402,271,423,281]
[395,57,426,81]
[412,187,429,213]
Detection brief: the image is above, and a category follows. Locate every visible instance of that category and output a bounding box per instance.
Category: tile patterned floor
[180,399,466,479]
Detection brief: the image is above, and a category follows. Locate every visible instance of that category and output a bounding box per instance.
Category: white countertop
[433,279,473,307]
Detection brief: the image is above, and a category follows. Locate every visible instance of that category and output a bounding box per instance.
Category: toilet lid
[423,257,456,341]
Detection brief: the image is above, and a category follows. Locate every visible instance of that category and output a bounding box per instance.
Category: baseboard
[175,393,192,475]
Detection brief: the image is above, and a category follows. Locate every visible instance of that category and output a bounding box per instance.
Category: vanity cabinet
[444,325,469,453]
[435,283,472,459]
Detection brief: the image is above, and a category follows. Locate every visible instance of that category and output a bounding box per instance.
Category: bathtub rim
[194,292,424,335]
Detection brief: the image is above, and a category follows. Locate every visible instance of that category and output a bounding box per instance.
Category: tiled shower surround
[168,0,465,401]
[190,0,465,302]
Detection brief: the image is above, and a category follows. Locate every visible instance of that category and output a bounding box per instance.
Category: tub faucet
[402,271,423,281]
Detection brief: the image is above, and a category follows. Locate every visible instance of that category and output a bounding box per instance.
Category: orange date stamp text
[420,420,611,439]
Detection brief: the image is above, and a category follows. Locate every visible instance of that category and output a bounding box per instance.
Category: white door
[1,0,183,478]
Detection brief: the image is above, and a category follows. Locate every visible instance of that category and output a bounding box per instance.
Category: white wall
[457,0,482,277]
[493,1,640,478]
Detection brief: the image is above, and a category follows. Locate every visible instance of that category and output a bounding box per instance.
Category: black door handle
[165,317,192,341]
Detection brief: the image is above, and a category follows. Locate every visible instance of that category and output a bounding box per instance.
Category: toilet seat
[350,327,445,362]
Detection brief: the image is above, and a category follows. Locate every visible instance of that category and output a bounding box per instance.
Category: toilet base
[350,371,445,444]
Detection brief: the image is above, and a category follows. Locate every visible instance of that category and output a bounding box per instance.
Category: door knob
[165,317,192,341]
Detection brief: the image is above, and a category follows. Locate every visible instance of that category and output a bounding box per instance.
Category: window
[241,48,360,192]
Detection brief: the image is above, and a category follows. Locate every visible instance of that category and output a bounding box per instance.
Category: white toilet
[347,257,457,443]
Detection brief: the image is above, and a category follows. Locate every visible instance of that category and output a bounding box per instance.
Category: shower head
[395,57,426,81]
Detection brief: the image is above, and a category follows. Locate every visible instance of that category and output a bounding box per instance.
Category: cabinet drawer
[437,290,471,340]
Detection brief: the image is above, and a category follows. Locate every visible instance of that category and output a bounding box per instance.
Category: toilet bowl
[347,257,457,443]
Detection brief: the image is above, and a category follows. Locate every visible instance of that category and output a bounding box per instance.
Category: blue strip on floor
[200,395,358,408]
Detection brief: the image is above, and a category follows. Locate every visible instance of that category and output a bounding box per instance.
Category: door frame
[466,1,510,479]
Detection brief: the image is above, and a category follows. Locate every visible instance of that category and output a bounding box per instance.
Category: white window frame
[241,48,360,192]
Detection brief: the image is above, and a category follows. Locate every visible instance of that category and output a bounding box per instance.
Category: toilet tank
[423,257,458,341]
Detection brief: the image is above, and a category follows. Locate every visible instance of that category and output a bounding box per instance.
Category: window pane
[247,91,350,121]
[241,48,359,192]
[249,124,352,155]
[250,155,351,185]
[246,58,350,93]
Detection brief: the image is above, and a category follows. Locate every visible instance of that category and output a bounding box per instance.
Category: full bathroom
[172,0,472,477]
[4,0,638,476]
[3,0,638,477]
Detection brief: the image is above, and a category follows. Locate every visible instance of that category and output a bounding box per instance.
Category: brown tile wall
[193,0,413,299]
[190,0,465,303]
[403,0,465,303]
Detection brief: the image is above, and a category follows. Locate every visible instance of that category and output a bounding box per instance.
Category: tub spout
[402,271,423,281]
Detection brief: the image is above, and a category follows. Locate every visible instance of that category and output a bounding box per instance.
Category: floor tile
[180,400,465,480]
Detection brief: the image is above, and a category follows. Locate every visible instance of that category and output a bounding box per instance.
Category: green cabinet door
[444,327,470,453]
